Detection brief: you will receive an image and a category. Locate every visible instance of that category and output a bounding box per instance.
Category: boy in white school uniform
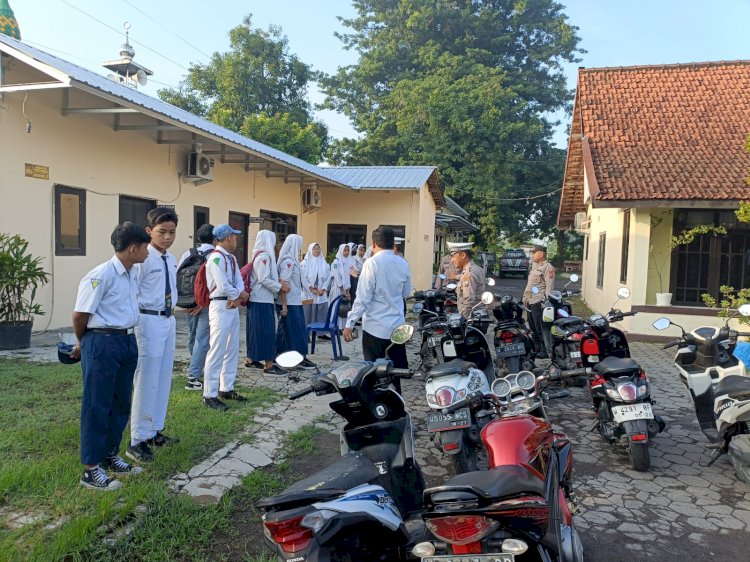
[203,224,249,411]
[127,208,180,463]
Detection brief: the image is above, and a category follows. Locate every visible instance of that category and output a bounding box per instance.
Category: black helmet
[57,341,80,365]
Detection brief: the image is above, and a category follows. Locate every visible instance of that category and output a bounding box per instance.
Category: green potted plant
[0,233,50,350]
[649,224,726,306]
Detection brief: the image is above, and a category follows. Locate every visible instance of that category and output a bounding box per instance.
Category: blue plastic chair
[307,295,345,360]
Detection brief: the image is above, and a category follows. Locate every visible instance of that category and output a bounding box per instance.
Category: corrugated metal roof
[326,166,437,189]
[444,196,469,218]
[0,35,346,187]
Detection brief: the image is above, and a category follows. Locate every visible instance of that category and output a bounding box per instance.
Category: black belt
[139,308,174,316]
[89,327,135,335]
[211,297,228,301]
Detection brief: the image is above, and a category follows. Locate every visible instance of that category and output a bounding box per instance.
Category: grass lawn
[569,294,596,318]
[0,359,279,562]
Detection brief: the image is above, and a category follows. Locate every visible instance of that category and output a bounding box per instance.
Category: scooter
[412,369,584,561]
[577,287,637,367]
[654,305,750,483]
[257,325,426,561]
[493,293,537,375]
[415,292,497,473]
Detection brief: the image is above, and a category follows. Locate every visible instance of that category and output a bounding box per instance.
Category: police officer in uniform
[449,242,487,324]
[434,252,460,290]
[71,222,151,490]
[523,245,555,358]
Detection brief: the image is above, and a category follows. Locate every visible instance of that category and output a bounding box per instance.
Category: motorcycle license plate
[587,355,599,363]
[497,342,526,358]
[427,407,471,432]
[443,340,457,358]
[428,336,442,347]
[570,351,581,359]
[422,553,514,562]
[611,403,654,423]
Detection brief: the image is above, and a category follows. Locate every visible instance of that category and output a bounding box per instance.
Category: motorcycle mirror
[276,351,304,368]
[487,277,496,286]
[617,287,631,300]
[438,273,447,280]
[531,286,540,294]
[390,324,414,345]
[446,283,457,291]
[558,309,570,318]
[491,377,512,398]
[740,304,750,317]
[481,291,494,305]
[569,273,579,283]
[412,303,424,314]
[652,317,671,331]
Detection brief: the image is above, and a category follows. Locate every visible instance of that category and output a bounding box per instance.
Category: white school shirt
[345,249,412,340]
[205,247,244,300]
[74,255,139,329]
[278,257,303,306]
[177,243,215,268]
[133,244,177,312]
[249,252,282,304]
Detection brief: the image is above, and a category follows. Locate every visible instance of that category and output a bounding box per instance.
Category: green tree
[321,0,581,248]
[158,15,328,163]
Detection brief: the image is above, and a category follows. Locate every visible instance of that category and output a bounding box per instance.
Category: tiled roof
[559,61,750,226]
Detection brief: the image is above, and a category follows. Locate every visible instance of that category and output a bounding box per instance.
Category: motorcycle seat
[424,465,546,505]
[256,452,380,510]
[714,375,750,400]
[429,358,476,377]
[593,356,641,376]
[553,316,584,330]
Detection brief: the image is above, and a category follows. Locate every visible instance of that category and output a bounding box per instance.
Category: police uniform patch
[90,279,101,289]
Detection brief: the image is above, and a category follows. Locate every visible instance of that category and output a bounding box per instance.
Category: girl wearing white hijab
[329,243,353,330]
[245,229,289,376]
[276,235,316,369]
[350,244,366,302]
[300,242,330,325]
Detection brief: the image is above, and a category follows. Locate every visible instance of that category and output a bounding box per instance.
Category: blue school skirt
[246,302,277,361]
[277,305,308,356]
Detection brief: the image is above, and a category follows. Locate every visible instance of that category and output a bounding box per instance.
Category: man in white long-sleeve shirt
[344,227,411,389]
[203,224,249,411]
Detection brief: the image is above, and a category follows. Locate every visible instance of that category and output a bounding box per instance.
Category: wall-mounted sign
[25,163,49,180]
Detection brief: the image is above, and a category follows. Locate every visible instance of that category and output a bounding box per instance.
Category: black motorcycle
[257,326,426,561]
[492,293,536,375]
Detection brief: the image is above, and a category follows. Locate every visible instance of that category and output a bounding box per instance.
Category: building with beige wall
[0,36,444,330]
[559,61,750,337]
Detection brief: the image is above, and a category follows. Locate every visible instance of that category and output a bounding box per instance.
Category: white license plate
[444,340,457,358]
[422,553,513,562]
[611,402,654,423]
[587,355,599,363]
[428,336,442,347]
[570,351,581,359]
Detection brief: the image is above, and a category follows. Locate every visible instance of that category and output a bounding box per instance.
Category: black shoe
[244,359,264,368]
[218,390,247,402]
[263,365,289,377]
[299,359,317,370]
[126,441,154,463]
[318,334,331,341]
[203,397,229,411]
[102,455,144,475]
[80,465,122,491]
[185,377,203,391]
[148,432,180,447]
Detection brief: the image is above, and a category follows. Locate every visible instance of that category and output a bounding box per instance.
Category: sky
[7,0,750,147]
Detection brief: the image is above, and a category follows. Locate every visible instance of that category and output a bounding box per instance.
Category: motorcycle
[257,325,426,561]
[412,369,584,562]
[576,287,637,368]
[538,275,583,378]
[654,305,750,483]
[415,292,497,473]
[493,293,537,375]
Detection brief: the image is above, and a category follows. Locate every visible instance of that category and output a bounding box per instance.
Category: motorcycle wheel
[629,442,651,471]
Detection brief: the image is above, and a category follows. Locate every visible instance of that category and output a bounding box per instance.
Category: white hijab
[301,242,329,287]
[335,243,354,281]
[353,244,366,272]
[278,234,302,267]
[252,229,278,281]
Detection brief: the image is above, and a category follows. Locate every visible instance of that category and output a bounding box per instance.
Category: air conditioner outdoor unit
[186,152,214,182]
[574,211,590,232]
[302,186,322,212]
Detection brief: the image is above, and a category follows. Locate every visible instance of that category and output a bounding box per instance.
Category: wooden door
[228,211,249,267]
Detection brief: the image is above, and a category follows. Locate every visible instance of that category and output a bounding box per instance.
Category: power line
[121,0,212,60]
[60,0,191,72]
[495,187,563,202]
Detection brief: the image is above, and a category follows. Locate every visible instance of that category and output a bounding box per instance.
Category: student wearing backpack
[176,224,215,391]
[127,208,180,464]
[202,224,249,411]
[245,230,289,376]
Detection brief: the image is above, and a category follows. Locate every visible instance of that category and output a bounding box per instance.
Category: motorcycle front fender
[621,419,650,443]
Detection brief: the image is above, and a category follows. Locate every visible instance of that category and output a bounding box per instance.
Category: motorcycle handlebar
[736,332,750,337]
[548,367,592,381]
[390,368,413,379]
[289,387,314,400]
[662,339,681,350]
[442,391,482,414]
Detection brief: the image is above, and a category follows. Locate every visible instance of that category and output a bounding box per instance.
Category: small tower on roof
[101,22,153,89]
[0,0,21,39]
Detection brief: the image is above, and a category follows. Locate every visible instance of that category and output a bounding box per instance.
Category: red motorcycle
[413,371,584,562]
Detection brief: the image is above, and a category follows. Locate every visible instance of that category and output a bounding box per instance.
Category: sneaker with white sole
[102,455,144,476]
[126,441,154,463]
[80,465,123,490]
[185,377,203,391]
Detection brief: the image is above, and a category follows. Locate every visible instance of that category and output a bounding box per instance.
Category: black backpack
[176,248,211,308]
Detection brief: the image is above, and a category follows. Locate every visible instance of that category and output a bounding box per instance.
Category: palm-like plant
[0,233,50,323]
